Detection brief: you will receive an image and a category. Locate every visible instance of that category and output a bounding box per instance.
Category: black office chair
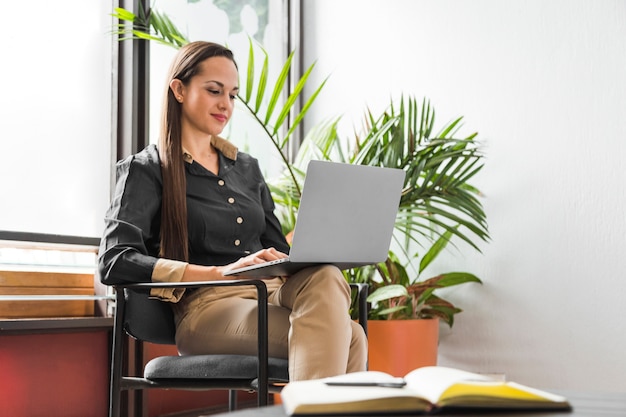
[108,279,368,417]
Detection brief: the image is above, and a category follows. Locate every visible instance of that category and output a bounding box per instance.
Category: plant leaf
[367,285,408,303]
[263,50,294,126]
[419,229,454,273]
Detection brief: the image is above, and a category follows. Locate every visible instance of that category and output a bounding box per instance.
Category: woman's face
[177,56,239,137]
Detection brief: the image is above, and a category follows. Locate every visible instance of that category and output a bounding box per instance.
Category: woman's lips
[212,114,227,122]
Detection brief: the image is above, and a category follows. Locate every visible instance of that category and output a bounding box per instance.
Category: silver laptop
[223,160,405,277]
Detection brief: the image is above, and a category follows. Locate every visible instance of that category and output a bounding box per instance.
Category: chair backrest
[123,288,177,345]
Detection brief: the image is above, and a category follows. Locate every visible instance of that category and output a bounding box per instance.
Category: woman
[98,41,367,380]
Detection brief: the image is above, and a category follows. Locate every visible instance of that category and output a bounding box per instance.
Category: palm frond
[112,7,189,48]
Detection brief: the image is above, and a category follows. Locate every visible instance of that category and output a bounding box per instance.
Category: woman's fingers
[224,247,290,278]
[222,247,290,280]
[234,248,287,268]
[257,247,288,261]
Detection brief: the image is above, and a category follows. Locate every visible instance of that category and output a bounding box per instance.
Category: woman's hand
[226,247,288,276]
[181,248,288,282]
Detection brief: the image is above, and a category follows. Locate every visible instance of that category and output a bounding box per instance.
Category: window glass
[0,0,113,238]
[149,0,287,178]
[0,243,97,272]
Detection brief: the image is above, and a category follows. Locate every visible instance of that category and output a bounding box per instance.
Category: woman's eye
[229,94,237,100]
[208,89,220,95]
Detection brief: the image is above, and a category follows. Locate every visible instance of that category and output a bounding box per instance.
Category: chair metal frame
[108,279,368,417]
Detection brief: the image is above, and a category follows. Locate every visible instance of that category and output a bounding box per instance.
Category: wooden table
[211,390,626,417]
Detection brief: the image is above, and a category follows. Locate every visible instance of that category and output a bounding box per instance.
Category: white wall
[302,0,626,392]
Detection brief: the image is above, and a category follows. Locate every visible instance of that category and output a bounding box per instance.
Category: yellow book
[280,366,572,415]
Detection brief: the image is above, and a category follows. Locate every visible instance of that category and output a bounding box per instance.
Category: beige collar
[182,135,238,163]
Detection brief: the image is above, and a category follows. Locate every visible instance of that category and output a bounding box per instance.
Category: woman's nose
[219,96,231,111]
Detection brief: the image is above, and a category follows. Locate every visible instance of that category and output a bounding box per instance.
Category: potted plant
[360,241,482,375]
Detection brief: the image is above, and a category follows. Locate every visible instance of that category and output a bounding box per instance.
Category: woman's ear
[170,79,184,103]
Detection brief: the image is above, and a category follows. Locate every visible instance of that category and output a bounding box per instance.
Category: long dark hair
[158,41,237,261]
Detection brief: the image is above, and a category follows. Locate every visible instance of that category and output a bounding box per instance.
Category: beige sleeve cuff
[149,258,188,303]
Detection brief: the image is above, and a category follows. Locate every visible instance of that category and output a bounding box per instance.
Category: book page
[446,381,569,406]
[322,371,406,386]
[404,366,569,409]
[403,366,494,403]
[280,377,430,415]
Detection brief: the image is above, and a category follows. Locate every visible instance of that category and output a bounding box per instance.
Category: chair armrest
[114,279,269,291]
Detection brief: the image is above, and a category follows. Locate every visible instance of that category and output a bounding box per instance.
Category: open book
[280,366,571,415]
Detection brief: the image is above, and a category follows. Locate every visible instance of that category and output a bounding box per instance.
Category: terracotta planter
[367,318,439,376]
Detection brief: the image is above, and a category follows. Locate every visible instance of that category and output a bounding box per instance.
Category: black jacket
[97,143,289,286]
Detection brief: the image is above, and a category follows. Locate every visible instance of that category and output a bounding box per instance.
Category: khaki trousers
[172,265,367,380]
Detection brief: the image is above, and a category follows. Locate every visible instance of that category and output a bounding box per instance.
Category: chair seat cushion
[144,354,289,382]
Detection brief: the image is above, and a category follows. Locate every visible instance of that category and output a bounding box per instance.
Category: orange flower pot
[367,318,439,377]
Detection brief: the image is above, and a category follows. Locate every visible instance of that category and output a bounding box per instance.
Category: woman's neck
[182,136,217,158]
[183,136,219,174]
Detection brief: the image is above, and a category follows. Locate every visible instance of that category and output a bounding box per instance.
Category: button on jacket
[97,137,290,301]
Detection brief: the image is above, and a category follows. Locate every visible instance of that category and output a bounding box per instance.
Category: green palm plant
[273,96,490,325]
[112,6,188,48]
[291,97,488,249]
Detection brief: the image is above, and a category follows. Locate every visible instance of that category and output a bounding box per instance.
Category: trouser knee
[303,264,350,300]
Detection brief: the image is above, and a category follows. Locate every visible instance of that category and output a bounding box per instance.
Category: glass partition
[148,0,290,179]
